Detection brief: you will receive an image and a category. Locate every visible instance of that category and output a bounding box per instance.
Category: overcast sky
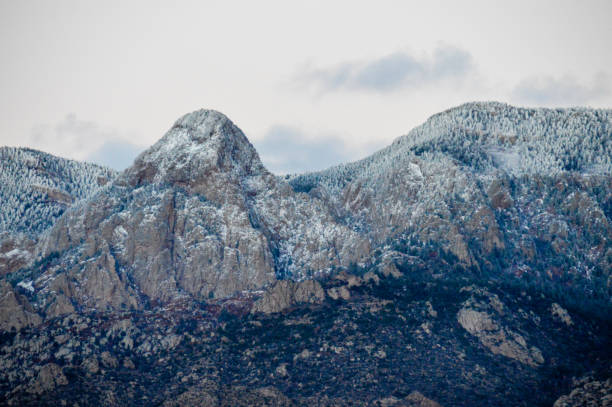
[1,0,611,173]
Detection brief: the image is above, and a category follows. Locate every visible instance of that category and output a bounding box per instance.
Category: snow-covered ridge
[288,102,612,193]
[0,147,116,236]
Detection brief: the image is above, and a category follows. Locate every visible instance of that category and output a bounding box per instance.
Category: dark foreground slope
[1,266,610,406]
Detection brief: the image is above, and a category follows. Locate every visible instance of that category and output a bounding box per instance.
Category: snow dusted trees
[288,102,612,194]
[0,147,115,236]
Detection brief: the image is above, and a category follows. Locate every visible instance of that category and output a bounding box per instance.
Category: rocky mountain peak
[1,103,611,406]
[123,109,267,191]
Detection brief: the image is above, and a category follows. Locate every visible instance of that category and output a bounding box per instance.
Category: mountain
[14,110,366,318]
[0,103,610,406]
[0,147,115,277]
[289,102,612,280]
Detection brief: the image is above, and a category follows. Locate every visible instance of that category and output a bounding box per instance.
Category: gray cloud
[297,45,475,93]
[29,114,144,170]
[253,126,363,174]
[30,114,117,154]
[87,140,145,171]
[511,73,610,106]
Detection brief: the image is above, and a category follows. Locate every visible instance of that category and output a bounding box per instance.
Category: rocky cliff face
[553,377,612,406]
[22,110,367,315]
[290,102,612,287]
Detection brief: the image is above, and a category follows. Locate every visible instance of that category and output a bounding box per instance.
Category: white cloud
[511,73,610,106]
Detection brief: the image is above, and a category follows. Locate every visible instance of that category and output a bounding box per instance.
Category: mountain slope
[290,102,612,292]
[21,110,366,317]
[0,147,115,237]
[5,103,612,319]
[1,103,611,406]
[1,266,610,406]
[0,147,115,278]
